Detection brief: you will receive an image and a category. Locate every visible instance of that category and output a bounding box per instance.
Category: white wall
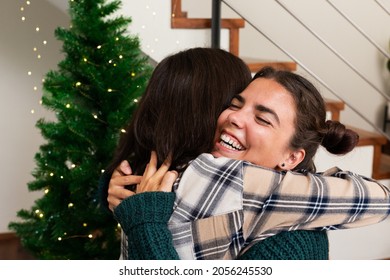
[2,0,390,259]
[0,1,68,233]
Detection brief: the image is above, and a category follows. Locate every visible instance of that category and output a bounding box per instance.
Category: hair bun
[321,120,359,155]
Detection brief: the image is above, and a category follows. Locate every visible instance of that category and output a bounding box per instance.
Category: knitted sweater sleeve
[238,230,329,260]
[113,192,180,260]
[113,191,329,260]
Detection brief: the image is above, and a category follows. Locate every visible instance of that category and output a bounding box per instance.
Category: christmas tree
[9,0,152,259]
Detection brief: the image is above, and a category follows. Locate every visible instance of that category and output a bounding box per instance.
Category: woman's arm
[114,191,329,260]
[172,154,390,244]
[114,192,180,259]
[239,230,329,260]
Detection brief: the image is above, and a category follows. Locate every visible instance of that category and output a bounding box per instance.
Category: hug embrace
[99,47,390,260]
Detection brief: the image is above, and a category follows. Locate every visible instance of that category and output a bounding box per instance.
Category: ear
[280,149,305,170]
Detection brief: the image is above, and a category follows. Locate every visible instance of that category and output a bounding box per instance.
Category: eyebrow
[233,94,280,125]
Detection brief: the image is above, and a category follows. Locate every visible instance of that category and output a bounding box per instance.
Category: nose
[227,109,245,128]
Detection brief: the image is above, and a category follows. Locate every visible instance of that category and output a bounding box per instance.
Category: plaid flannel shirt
[119,153,390,260]
[166,153,390,260]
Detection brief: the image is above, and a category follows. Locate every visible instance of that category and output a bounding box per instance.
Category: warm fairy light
[39,99,42,105]
[21,17,26,21]
[133,98,138,103]
[26,1,31,5]
[75,81,81,87]
[108,59,112,64]
[119,55,123,59]
[83,223,87,227]
[31,109,35,114]
[58,237,62,241]
[21,7,24,11]
[97,45,102,49]
[71,164,76,168]
[120,129,126,133]
[49,172,54,176]
[33,86,37,91]
[28,71,32,76]
[60,176,64,179]
[44,188,49,194]
[66,104,71,108]
[35,209,44,218]
[93,114,98,119]
[115,37,119,41]
[33,47,37,51]
[43,40,47,45]
[101,169,105,173]
[107,88,113,92]
[88,234,93,239]
[68,203,74,208]
[35,27,40,32]
[83,57,87,62]
[37,54,41,59]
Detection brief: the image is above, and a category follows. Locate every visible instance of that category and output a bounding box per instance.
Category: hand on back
[107,151,178,212]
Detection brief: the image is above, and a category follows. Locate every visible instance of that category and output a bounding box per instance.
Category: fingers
[107,160,139,212]
[107,186,135,211]
[119,160,132,175]
[159,171,178,192]
[111,174,142,187]
[149,153,171,183]
[137,151,176,193]
[107,174,141,212]
[116,160,132,176]
[142,151,158,180]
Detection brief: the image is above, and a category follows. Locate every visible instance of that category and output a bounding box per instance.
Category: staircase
[170,0,390,181]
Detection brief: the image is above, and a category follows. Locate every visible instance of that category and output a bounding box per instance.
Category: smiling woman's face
[212,77,298,170]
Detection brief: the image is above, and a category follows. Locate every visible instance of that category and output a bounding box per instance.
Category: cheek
[216,111,228,128]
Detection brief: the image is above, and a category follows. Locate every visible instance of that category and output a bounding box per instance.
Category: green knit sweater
[98,171,329,259]
[113,191,329,260]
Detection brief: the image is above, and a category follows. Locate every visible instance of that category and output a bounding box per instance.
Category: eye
[228,98,242,110]
[256,116,272,126]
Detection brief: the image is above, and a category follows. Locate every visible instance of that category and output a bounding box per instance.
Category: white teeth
[220,134,243,151]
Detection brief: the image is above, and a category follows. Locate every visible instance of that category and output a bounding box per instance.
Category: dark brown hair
[253,67,359,172]
[106,47,252,174]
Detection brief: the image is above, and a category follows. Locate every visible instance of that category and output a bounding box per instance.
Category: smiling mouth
[219,133,244,151]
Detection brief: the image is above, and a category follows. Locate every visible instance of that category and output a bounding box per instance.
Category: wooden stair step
[171,17,245,29]
[242,57,297,73]
[348,126,387,147]
[346,125,388,180]
[377,153,390,180]
[324,98,344,122]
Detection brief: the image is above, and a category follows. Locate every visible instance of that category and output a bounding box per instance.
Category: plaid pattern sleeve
[168,153,390,260]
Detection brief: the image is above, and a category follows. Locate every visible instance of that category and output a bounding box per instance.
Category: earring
[281,163,285,167]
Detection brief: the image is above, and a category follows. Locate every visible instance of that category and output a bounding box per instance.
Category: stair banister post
[211,0,221,49]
